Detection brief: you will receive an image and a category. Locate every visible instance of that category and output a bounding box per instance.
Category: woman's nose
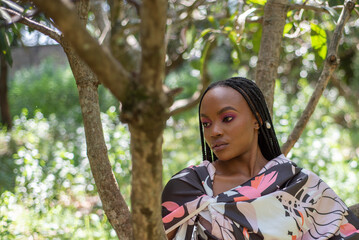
[210,123,223,137]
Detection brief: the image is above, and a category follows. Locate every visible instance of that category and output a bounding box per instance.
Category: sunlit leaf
[247,0,267,5]
[224,26,232,32]
[236,8,257,36]
[310,23,327,65]
[283,22,293,36]
[200,28,212,38]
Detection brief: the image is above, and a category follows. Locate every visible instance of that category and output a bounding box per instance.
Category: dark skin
[167,86,268,239]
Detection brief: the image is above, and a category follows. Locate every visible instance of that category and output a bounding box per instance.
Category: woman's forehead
[200,86,249,111]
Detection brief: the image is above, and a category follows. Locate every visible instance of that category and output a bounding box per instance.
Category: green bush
[0,107,130,238]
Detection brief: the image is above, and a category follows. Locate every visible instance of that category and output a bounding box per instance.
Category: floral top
[162,155,359,240]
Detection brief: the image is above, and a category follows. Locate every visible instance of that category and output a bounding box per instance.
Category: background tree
[0,0,358,239]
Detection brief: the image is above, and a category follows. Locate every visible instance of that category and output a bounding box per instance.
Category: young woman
[162,77,359,240]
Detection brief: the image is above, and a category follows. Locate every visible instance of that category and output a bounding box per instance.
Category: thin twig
[1,7,61,43]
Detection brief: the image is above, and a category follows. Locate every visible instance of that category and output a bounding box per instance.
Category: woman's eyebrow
[217,106,238,115]
[200,106,238,118]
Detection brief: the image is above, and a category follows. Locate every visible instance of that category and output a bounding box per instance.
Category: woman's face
[200,86,259,161]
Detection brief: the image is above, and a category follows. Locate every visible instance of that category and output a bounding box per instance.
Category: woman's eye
[223,116,234,122]
[202,122,211,128]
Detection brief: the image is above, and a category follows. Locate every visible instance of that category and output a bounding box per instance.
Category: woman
[162,77,359,240]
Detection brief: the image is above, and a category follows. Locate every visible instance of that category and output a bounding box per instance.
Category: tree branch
[288,3,334,14]
[23,0,131,103]
[89,0,111,46]
[168,38,215,116]
[281,0,356,156]
[60,1,132,238]
[1,6,61,43]
[255,0,288,116]
[138,0,167,92]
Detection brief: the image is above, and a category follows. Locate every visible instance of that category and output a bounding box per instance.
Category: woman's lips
[212,143,228,152]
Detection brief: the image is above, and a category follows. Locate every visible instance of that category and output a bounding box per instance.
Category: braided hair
[198,77,282,162]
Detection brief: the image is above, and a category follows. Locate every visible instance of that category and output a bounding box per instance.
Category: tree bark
[64,45,132,239]
[0,55,12,129]
[123,0,168,239]
[255,0,288,115]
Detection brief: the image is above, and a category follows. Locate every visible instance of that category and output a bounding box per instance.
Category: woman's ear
[254,112,262,129]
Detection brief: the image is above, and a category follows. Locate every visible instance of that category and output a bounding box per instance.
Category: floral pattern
[162,155,359,240]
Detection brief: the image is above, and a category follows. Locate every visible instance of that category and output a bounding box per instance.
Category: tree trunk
[0,55,12,129]
[129,125,167,240]
[255,0,288,115]
[124,0,168,238]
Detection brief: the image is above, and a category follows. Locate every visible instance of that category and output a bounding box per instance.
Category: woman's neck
[213,149,268,179]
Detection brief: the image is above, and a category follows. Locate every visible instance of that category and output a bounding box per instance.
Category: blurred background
[1,0,359,239]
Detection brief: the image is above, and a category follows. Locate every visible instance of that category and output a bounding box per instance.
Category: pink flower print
[340,223,359,237]
[234,171,278,202]
[162,201,185,224]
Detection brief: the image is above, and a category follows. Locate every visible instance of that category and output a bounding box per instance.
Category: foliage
[0,106,130,238]
[274,78,359,206]
[8,57,118,124]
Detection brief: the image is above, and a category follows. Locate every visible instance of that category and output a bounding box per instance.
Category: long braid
[198,77,282,162]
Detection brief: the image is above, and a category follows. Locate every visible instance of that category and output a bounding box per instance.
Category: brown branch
[62,1,132,239]
[127,0,140,15]
[89,0,111,46]
[281,0,356,156]
[138,0,167,91]
[255,0,288,115]
[1,6,61,43]
[168,38,215,116]
[288,3,335,14]
[24,0,131,103]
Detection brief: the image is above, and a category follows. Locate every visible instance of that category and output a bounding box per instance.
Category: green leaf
[0,29,13,66]
[247,0,267,5]
[283,22,293,36]
[185,25,196,49]
[190,59,201,70]
[200,28,212,38]
[310,23,327,65]
[252,24,262,53]
[228,30,241,57]
[224,26,232,32]
[200,37,214,73]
